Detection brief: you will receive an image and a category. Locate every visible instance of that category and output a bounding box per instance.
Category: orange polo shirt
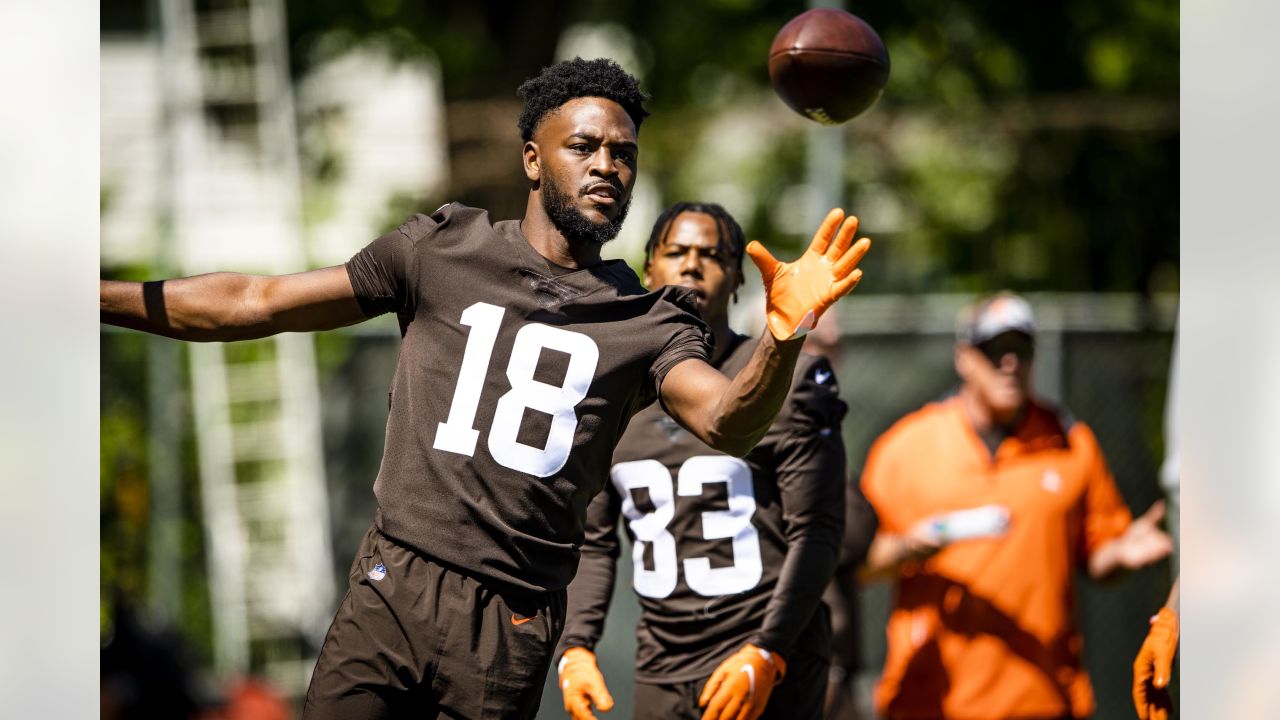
[862,396,1132,720]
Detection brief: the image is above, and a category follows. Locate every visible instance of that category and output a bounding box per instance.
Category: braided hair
[645,202,746,298]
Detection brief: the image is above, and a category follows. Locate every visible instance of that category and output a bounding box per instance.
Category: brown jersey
[558,333,848,683]
[344,203,711,593]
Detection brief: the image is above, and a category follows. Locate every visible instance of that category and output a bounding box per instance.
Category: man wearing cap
[857,292,1172,720]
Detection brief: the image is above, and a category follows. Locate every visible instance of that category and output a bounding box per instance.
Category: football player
[100,59,871,719]
[557,202,871,720]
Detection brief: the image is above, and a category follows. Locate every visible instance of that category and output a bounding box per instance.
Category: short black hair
[645,202,746,287]
[517,57,650,142]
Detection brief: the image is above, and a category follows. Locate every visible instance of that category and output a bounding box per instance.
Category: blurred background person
[857,293,1173,720]
[101,594,293,720]
[101,595,210,720]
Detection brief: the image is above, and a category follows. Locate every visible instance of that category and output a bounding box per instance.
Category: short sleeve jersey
[559,334,848,682]
[861,396,1132,720]
[344,204,711,593]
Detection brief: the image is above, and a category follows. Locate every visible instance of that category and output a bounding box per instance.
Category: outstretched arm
[858,525,946,582]
[100,266,366,342]
[661,334,803,457]
[1088,500,1173,581]
[660,209,870,456]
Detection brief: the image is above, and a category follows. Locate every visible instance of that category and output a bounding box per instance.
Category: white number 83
[611,456,763,599]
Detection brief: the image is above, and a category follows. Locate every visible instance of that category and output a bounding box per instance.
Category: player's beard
[541,175,631,247]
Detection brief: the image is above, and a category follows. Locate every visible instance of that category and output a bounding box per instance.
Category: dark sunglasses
[977,334,1035,365]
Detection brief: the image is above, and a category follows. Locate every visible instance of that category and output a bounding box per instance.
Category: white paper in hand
[925,505,1011,543]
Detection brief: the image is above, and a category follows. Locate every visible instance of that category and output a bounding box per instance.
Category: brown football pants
[303,525,565,719]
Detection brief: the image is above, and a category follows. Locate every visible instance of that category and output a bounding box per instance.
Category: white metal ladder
[160,0,334,694]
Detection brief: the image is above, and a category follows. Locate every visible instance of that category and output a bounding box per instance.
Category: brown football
[768,8,890,125]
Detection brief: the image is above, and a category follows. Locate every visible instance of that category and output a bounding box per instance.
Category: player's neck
[958,384,1024,433]
[521,196,604,269]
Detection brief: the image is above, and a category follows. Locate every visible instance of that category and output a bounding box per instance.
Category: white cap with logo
[957,292,1037,345]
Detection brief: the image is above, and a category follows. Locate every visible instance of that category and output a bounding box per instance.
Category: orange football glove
[1132,607,1178,720]
[698,643,787,720]
[746,208,871,341]
[559,647,614,720]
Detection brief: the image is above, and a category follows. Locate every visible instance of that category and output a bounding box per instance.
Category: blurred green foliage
[280,0,1177,293]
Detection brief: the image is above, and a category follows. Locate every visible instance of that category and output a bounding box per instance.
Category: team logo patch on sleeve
[367,563,387,581]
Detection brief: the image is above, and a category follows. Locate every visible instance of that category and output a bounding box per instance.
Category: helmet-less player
[557,203,869,720]
[99,59,871,719]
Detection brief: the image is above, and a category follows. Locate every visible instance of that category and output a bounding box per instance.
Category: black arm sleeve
[556,483,624,659]
[752,357,848,657]
[825,473,879,671]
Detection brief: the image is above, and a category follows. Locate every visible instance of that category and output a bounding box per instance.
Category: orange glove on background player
[559,647,614,720]
[698,643,787,720]
[747,208,871,341]
[1132,607,1178,720]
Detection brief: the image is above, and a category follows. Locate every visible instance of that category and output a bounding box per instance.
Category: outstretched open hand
[1115,500,1174,570]
[746,208,871,341]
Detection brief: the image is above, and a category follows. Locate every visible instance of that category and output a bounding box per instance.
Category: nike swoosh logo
[741,665,756,697]
[511,614,536,626]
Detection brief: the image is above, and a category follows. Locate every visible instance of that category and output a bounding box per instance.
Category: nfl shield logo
[367,563,387,582]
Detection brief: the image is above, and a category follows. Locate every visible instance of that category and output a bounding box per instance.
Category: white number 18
[433,302,599,477]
